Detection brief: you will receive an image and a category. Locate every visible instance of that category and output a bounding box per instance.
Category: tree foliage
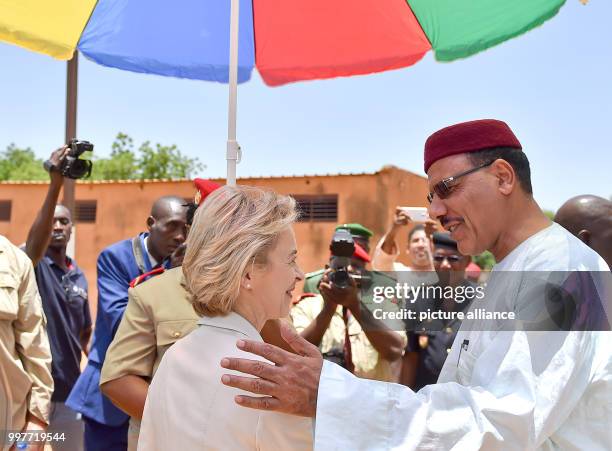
[473,250,496,271]
[1,133,204,181]
[137,141,203,180]
[0,144,48,181]
[89,132,138,180]
[542,209,555,221]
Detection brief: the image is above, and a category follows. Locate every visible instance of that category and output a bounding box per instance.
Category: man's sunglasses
[433,254,462,263]
[427,160,495,203]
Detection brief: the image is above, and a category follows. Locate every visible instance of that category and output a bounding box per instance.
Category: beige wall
[0,166,428,318]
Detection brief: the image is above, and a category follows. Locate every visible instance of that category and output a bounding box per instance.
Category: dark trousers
[83,416,128,451]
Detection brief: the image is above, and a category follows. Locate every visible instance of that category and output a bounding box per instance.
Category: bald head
[555,195,612,268]
[150,196,186,219]
[147,196,188,263]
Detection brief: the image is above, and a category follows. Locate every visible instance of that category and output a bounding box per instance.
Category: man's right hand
[393,207,411,228]
[45,145,70,183]
[25,144,71,266]
[380,208,413,256]
[319,268,360,313]
[318,269,338,310]
[424,219,439,242]
[221,321,323,417]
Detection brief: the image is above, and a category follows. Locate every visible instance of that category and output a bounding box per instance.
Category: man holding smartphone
[372,208,436,272]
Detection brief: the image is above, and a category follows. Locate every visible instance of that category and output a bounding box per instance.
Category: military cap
[335,223,373,239]
[193,178,222,205]
[432,231,458,251]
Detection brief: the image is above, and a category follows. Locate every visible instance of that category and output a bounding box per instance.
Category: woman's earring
[246,284,251,289]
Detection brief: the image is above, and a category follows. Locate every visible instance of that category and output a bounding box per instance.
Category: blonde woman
[138,185,312,450]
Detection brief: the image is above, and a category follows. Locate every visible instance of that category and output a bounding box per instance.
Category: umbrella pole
[226,0,241,186]
[63,53,78,259]
[63,54,78,214]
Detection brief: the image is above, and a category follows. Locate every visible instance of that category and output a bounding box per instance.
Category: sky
[0,0,610,212]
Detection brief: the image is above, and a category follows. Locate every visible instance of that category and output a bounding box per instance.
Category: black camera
[45,139,94,179]
[329,229,355,289]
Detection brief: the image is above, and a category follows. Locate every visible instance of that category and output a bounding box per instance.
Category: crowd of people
[1,119,611,450]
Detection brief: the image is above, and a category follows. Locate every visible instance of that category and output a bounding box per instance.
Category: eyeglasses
[433,254,462,263]
[427,160,495,203]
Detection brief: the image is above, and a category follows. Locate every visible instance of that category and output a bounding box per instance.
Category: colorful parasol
[0,0,567,182]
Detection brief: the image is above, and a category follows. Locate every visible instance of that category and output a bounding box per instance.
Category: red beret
[424,119,522,173]
[193,178,222,205]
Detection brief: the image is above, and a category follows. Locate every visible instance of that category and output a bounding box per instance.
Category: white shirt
[315,223,612,450]
[143,236,159,268]
[139,312,313,451]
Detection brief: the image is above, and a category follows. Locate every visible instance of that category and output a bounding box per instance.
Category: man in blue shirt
[25,145,92,451]
[66,195,188,451]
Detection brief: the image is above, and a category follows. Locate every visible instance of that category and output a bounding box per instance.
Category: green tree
[0,144,47,181]
[473,250,496,271]
[90,133,138,180]
[138,141,204,180]
[112,132,134,154]
[2,133,204,181]
[88,132,204,180]
[542,209,555,221]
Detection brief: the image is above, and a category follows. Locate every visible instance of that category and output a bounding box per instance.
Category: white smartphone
[398,206,429,223]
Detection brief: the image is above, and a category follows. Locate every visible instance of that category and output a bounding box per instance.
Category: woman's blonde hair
[182,185,298,317]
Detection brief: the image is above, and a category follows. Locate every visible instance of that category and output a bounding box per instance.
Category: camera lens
[330,268,350,289]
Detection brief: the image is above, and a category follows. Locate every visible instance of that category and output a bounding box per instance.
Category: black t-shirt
[34,255,91,402]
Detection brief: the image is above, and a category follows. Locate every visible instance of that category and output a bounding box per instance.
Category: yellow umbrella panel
[0,0,97,59]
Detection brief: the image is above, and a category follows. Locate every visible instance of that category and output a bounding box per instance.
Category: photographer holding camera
[43,139,93,179]
[291,227,406,382]
[24,144,94,450]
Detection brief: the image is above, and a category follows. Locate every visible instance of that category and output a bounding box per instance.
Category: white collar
[197,311,262,341]
[143,236,159,267]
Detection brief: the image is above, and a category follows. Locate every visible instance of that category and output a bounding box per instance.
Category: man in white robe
[220,119,611,450]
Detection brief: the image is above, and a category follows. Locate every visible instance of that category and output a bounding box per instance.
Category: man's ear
[492,159,515,196]
[577,229,591,245]
[146,216,155,232]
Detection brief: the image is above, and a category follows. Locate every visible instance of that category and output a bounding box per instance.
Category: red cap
[424,119,522,173]
[193,179,222,205]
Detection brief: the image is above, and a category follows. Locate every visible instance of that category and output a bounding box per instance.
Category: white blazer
[139,312,313,451]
